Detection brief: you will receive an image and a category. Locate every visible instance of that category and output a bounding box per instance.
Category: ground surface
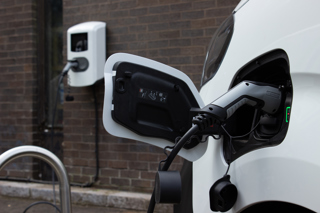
[0,195,146,213]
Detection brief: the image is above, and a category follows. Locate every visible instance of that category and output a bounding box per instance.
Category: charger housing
[67,21,106,87]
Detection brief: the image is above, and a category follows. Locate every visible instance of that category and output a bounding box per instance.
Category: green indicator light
[286,106,291,123]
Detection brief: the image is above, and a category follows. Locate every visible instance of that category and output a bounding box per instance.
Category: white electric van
[103,0,319,212]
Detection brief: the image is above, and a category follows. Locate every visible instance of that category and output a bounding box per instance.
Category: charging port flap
[103,53,207,161]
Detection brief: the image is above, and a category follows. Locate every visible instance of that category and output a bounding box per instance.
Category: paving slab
[0,195,146,213]
[0,181,172,213]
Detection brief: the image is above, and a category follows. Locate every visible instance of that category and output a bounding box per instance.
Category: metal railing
[0,146,72,213]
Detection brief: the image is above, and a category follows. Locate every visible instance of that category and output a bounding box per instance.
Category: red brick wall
[63,0,240,192]
[0,0,39,178]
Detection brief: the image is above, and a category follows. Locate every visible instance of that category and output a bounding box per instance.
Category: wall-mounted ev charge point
[67,21,106,87]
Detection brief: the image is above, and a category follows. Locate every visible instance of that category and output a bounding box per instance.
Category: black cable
[15,73,62,213]
[221,121,261,155]
[70,84,99,187]
[53,75,99,188]
[147,104,262,212]
[221,121,261,167]
[22,201,61,213]
[221,121,261,140]
[50,73,64,212]
[91,84,100,183]
[57,81,99,188]
[21,62,78,213]
[5,75,100,190]
[224,163,231,176]
[147,125,200,213]
[158,137,179,171]
[212,134,221,140]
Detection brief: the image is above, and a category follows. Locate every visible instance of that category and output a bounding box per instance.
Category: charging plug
[62,60,79,76]
[61,60,78,101]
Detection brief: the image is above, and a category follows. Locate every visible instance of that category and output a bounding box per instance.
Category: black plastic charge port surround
[223,49,293,163]
[111,62,201,148]
[209,175,238,212]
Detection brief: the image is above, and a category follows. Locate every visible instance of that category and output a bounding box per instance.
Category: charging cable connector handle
[62,60,79,77]
[194,81,282,126]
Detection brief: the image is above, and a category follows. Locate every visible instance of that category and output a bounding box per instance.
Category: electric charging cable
[70,84,100,187]
[147,115,261,212]
[147,81,284,212]
[3,60,100,212]
[62,60,78,77]
[148,107,224,212]
[49,61,102,200]
[50,61,101,201]
[147,110,218,212]
[47,61,78,213]
[147,124,200,213]
[21,60,79,213]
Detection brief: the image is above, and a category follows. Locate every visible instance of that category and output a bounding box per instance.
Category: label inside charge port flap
[138,88,168,103]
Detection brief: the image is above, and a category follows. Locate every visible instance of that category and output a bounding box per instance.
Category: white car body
[195,0,320,212]
[103,0,320,212]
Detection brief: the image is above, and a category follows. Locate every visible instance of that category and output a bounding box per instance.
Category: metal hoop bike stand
[0,145,72,213]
